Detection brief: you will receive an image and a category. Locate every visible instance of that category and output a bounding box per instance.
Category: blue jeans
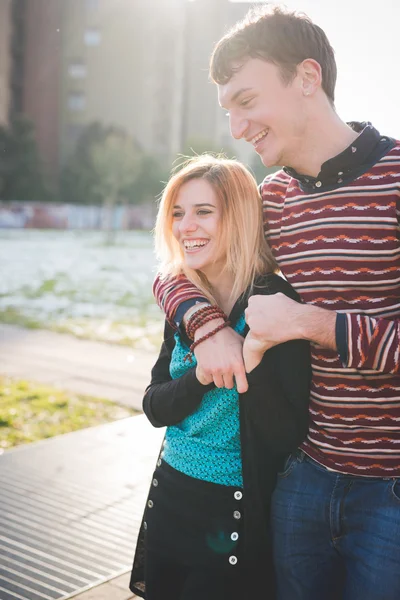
[271,450,400,600]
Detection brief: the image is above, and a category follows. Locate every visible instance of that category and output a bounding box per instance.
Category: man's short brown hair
[210,4,337,103]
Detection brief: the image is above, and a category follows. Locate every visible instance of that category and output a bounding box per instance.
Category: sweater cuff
[175,298,208,328]
[335,313,349,366]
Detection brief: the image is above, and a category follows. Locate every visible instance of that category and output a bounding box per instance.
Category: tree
[90,131,142,242]
[60,122,166,210]
[128,154,168,204]
[60,122,112,205]
[0,116,50,201]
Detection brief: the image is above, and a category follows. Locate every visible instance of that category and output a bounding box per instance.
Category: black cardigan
[130,273,311,597]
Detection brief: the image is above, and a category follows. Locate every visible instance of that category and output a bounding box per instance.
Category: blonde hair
[155,155,277,304]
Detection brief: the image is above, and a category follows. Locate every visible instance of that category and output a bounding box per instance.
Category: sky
[229,0,400,138]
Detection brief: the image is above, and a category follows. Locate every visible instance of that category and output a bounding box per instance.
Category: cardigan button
[233,510,241,520]
[147,500,153,508]
[315,181,322,188]
[153,478,158,487]
[143,521,147,530]
[234,490,242,500]
[231,532,239,541]
[229,556,238,565]
[157,459,162,467]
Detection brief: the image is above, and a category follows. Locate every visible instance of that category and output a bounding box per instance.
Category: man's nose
[230,114,249,140]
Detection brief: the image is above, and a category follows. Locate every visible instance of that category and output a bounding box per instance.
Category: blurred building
[58,0,186,165]
[0,0,12,125]
[5,0,253,184]
[21,0,63,183]
[183,0,253,163]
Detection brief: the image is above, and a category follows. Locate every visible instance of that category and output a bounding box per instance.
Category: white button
[234,490,242,500]
[233,510,241,520]
[229,555,238,565]
[338,171,343,176]
[143,521,147,530]
[147,500,153,508]
[315,181,322,188]
[153,478,158,487]
[351,146,357,153]
[338,178,343,183]
[231,532,239,541]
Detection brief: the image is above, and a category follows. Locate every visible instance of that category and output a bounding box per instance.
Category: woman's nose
[180,214,197,233]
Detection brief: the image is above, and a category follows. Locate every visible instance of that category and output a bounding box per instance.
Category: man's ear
[298,58,322,97]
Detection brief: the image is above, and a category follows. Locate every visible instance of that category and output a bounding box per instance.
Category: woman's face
[172,178,225,278]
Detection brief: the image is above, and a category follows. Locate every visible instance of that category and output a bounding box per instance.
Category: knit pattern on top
[163,314,245,486]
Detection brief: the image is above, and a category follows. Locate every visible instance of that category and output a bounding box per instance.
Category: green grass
[0,376,137,450]
[0,308,42,329]
[0,308,163,350]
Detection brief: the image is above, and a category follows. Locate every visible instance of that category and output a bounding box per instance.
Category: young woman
[129,156,311,600]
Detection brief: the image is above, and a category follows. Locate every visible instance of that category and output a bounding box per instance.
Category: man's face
[218,58,307,168]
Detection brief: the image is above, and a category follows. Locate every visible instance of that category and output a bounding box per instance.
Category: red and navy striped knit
[154,134,400,477]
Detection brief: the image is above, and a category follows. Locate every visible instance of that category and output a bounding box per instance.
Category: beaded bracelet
[188,312,225,338]
[187,311,226,340]
[184,320,231,363]
[186,305,227,340]
[187,304,225,327]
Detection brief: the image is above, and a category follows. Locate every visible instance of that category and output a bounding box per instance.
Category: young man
[153,5,400,600]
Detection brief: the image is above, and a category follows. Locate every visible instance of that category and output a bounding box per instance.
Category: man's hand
[193,319,248,393]
[242,333,268,373]
[244,293,337,361]
[244,293,303,349]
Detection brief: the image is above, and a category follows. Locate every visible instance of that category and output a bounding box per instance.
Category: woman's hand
[196,364,214,385]
[193,321,248,392]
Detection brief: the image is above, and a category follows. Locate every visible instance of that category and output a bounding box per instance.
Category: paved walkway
[71,572,134,599]
[0,324,161,599]
[0,415,164,600]
[0,324,157,409]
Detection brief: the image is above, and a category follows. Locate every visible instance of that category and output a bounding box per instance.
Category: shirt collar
[283,122,385,191]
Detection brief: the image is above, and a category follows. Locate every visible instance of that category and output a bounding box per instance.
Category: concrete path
[0,324,164,599]
[0,324,157,410]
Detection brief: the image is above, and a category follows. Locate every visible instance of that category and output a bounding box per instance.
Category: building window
[68,93,86,112]
[84,29,101,46]
[68,63,87,79]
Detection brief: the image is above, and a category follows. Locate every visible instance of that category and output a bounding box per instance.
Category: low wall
[0,201,156,230]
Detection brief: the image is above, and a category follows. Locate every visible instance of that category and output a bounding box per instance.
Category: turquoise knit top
[162,314,245,487]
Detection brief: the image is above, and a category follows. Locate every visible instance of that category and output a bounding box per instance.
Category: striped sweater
[154,135,400,477]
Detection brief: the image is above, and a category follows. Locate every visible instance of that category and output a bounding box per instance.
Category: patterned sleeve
[338,312,400,374]
[153,273,208,326]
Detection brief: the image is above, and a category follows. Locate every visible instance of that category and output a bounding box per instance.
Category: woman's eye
[172,212,183,218]
[241,98,252,107]
[198,210,211,215]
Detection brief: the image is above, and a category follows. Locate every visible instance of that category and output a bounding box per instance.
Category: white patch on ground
[0,230,164,349]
